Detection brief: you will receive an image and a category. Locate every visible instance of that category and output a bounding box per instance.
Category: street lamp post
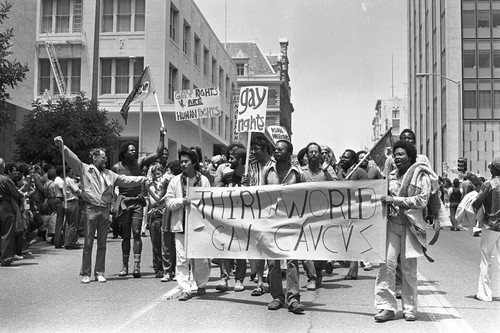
[415,72,463,160]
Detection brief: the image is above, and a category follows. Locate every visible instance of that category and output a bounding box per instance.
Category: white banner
[174,87,221,121]
[186,180,387,261]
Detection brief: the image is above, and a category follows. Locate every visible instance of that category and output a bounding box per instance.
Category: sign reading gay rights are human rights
[185,180,387,261]
[174,87,222,121]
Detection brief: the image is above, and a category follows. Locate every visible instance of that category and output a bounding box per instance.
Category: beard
[308,155,321,168]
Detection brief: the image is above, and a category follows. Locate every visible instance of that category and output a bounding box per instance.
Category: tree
[0,1,29,130]
[15,92,123,164]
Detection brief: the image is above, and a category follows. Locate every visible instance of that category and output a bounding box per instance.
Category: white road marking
[418,271,476,333]
[110,286,181,333]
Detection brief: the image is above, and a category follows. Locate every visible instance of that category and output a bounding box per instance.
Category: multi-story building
[408,0,500,177]
[226,39,294,143]
[3,0,237,164]
[372,96,407,144]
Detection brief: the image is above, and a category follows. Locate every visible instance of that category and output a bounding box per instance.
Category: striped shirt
[248,159,274,186]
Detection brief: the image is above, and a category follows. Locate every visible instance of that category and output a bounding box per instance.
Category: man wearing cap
[472,155,500,302]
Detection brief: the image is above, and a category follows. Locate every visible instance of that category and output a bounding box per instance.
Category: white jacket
[165,173,211,233]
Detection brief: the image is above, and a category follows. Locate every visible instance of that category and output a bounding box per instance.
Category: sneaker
[13,255,24,260]
[403,313,417,321]
[178,291,191,301]
[215,280,228,292]
[234,280,244,292]
[161,273,172,282]
[81,276,91,284]
[363,261,373,271]
[95,275,106,283]
[288,300,305,313]
[268,298,284,310]
[395,290,402,299]
[307,280,316,291]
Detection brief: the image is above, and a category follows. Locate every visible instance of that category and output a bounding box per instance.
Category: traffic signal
[457,157,468,173]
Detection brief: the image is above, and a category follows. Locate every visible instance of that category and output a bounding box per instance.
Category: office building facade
[408,0,500,177]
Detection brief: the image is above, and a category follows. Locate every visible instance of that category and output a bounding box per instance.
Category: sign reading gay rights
[185,180,387,261]
[236,86,268,133]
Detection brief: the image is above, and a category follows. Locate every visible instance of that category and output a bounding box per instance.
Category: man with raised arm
[54,137,146,284]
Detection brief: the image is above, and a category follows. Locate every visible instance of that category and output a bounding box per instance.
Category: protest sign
[174,87,222,121]
[185,180,387,261]
[236,86,268,133]
[266,125,290,144]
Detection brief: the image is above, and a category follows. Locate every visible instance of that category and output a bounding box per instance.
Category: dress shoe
[268,299,284,310]
[197,287,206,296]
[403,313,416,321]
[132,268,141,278]
[81,276,91,284]
[1,260,13,267]
[95,275,107,283]
[374,309,395,322]
[155,271,164,278]
[65,245,81,250]
[288,300,305,314]
[395,290,402,299]
[344,274,357,280]
[178,292,191,301]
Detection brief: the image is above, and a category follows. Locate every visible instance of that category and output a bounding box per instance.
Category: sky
[195,0,407,159]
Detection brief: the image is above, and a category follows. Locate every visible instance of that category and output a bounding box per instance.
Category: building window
[182,76,190,91]
[41,0,82,33]
[479,88,492,109]
[212,58,217,85]
[100,57,143,95]
[464,90,477,109]
[218,67,224,98]
[478,10,490,28]
[463,50,476,69]
[479,50,491,69]
[102,0,145,33]
[226,75,230,101]
[462,10,475,28]
[236,63,245,76]
[203,47,209,76]
[39,58,81,95]
[494,50,500,68]
[170,4,179,42]
[194,35,201,67]
[183,20,190,55]
[168,64,178,102]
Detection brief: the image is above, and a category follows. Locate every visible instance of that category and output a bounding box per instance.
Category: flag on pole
[345,127,394,180]
[120,66,155,124]
[369,127,394,171]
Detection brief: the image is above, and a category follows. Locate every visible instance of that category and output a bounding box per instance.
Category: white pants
[175,233,210,294]
[477,228,500,302]
[375,222,418,315]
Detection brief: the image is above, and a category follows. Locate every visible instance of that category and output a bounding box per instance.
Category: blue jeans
[53,198,65,247]
[220,259,247,282]
[268,259,300,304]
[80,204,109,276]
[64,200,79,247]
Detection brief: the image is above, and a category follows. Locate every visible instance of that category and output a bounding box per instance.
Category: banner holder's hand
[54,136,64,150]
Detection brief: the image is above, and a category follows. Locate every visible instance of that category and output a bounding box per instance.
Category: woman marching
[374,140,438,322]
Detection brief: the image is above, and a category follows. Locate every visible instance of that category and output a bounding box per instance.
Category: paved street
[1,226,499,333]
